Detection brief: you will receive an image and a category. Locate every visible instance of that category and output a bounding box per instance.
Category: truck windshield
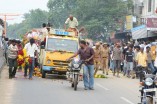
[46,38,78,52]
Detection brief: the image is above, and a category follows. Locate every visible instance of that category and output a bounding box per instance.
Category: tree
[7,9,48,39]
[7,0,133,41]
[47,0,133,40]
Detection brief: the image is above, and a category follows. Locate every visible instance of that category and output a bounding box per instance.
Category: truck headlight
[47,59,51,64]
[145,78,153,86]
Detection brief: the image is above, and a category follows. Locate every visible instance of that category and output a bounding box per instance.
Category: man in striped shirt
[8,39,18,79]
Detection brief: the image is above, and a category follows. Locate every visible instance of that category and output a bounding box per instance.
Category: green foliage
[7,0,133,41]
[7,9,48,39]
[47,0,133,40]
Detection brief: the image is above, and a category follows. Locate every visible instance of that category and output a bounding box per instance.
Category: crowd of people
[1,14,157,91]
[2,37,39,80]
[2,34,157,90]
[91,41,157,79]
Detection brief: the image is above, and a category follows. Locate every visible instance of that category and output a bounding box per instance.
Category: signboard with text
[147,18,157,28]
[126,15,133,30]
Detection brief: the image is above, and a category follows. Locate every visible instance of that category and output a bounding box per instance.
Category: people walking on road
[136,46,147,68]
[2,37,9,64]
[112,43,123,77]
[64,15,79,36]
[24,38,38,80]
[7,39,18,79]
[109,45,114,72]
[122,43,130,76]
[125,46,135,78]
[67,40,95,90]
[93,42,101,75]
[17,40,23,72]
[101,43,110,75]
[150,44,156,66]
[146,46,156,74]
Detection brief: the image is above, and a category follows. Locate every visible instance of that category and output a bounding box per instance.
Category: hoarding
[147,18,157,28]
[126,15,133,30]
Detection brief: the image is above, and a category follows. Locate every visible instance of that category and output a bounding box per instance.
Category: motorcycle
[136,66,157,104]
[67,58,83,91]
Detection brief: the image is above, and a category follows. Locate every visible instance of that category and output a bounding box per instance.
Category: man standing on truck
[67,40,95,90]
[64,15,79,36]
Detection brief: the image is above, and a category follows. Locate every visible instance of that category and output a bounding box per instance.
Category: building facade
[131,0,157,40]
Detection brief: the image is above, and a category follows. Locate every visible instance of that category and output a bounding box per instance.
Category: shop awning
[131,25,147,39]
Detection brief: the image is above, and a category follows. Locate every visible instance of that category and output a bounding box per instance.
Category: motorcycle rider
[67,40,95,90]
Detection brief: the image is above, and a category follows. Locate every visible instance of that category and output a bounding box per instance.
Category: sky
[0,0,49,25]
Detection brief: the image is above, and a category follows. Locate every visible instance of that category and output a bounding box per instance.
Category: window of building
[139,7,143,14]
[148,0,152,12]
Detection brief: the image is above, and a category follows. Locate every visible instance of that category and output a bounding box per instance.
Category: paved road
[0,66,140,104]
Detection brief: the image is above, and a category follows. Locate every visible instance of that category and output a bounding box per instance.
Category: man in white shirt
[64,15,79,36]
[40,23,48,41]
[24,38,38,80]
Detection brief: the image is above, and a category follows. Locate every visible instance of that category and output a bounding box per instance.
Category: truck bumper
[42,66,54,71]
[42,66,67,72]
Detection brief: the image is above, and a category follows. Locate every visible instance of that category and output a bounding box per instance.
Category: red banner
[147,18,157,28]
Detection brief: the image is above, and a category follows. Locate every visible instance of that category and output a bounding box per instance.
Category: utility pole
[0,13,21,36]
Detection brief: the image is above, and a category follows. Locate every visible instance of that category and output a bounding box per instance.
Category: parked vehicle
[39,29,79,78]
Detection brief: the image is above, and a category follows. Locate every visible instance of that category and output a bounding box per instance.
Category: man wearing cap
[64,15,78,36]
[94,42,101,75]
[101,43,110,75]
[112,43,123,77]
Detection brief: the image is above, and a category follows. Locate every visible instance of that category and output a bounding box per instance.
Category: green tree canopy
[7,0,133,41]
[7,9,48,39]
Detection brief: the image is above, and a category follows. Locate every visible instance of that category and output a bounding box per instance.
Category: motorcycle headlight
[145,78,153,86]
[73,64,80,68]
[47,59,51,64]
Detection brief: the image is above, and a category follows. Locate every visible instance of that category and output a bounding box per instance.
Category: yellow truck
[39,29,79,78]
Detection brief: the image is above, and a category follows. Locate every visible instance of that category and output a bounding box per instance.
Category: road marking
[96,83,109,91]
[121,97,135,104]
